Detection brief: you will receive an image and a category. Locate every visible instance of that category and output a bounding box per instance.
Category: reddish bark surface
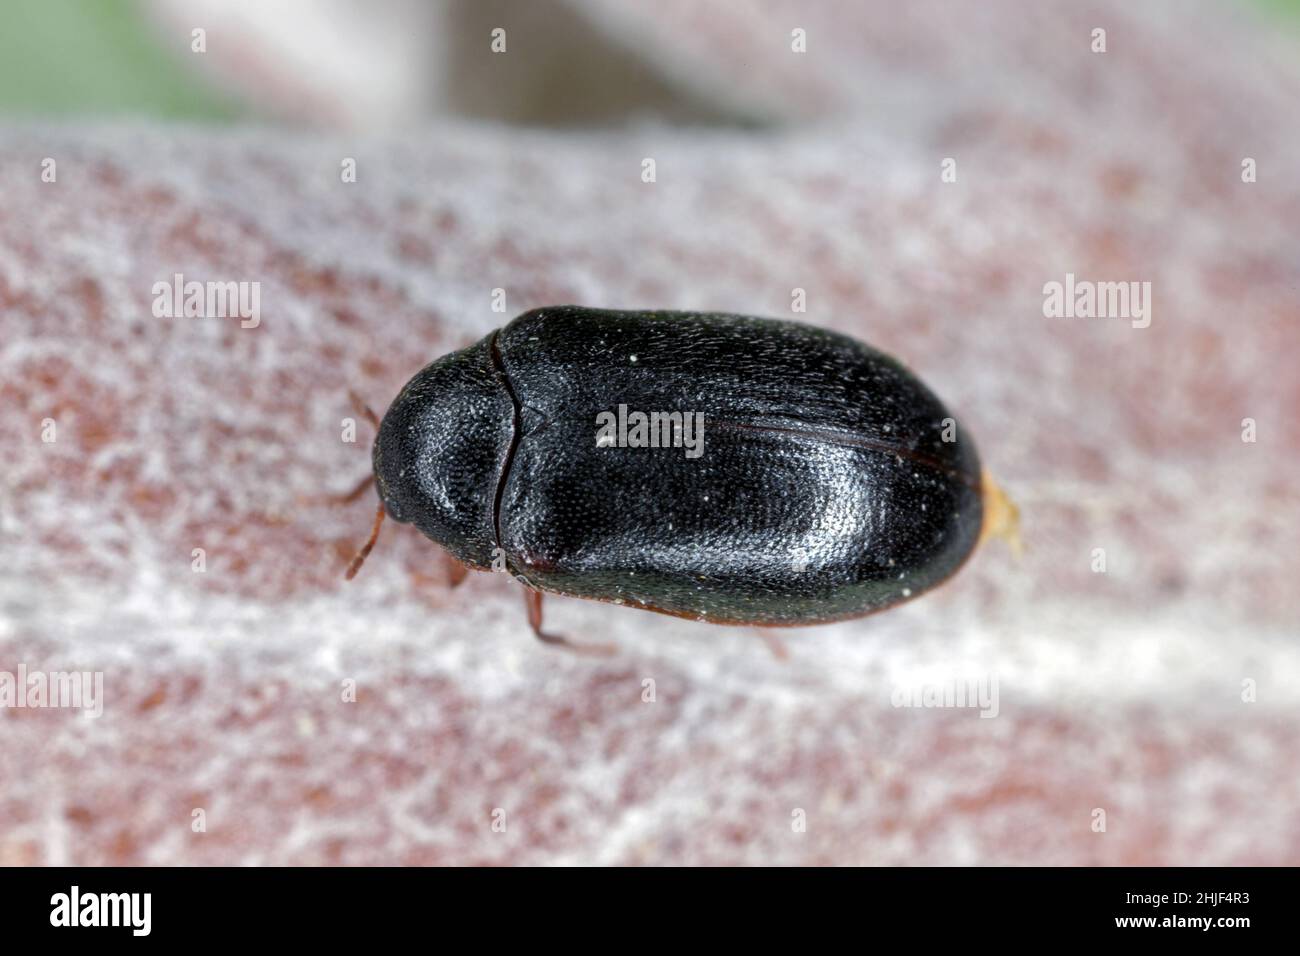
[2,0,1298,863]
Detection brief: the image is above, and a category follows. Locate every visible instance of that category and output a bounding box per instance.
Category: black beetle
[346,306,1016,650]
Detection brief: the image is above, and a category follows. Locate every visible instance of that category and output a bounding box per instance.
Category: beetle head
[372,335,515,569]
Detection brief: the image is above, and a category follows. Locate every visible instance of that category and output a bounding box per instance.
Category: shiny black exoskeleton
[366,308,982,634]
[369,306,984,629]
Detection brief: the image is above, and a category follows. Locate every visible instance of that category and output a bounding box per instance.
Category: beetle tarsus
[524,589,616,656]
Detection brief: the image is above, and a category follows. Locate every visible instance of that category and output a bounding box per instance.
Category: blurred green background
[0,0,241,120]
[1,0,1296,123]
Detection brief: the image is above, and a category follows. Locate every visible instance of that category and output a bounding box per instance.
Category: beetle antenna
[300,393,381,511]
[345,499,386,580]
[348,388,380,432]
[332,472,375,506]
[338,389,385,579]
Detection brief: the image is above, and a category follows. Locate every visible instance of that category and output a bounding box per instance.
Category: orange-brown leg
[753,627,790,661]
[444,551,470,588]
[523,588,616,656]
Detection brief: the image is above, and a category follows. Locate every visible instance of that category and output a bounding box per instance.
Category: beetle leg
[753,628,790,661]
[523,589,616,656]
[978,469,1023,557]
[444,551,470,589]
